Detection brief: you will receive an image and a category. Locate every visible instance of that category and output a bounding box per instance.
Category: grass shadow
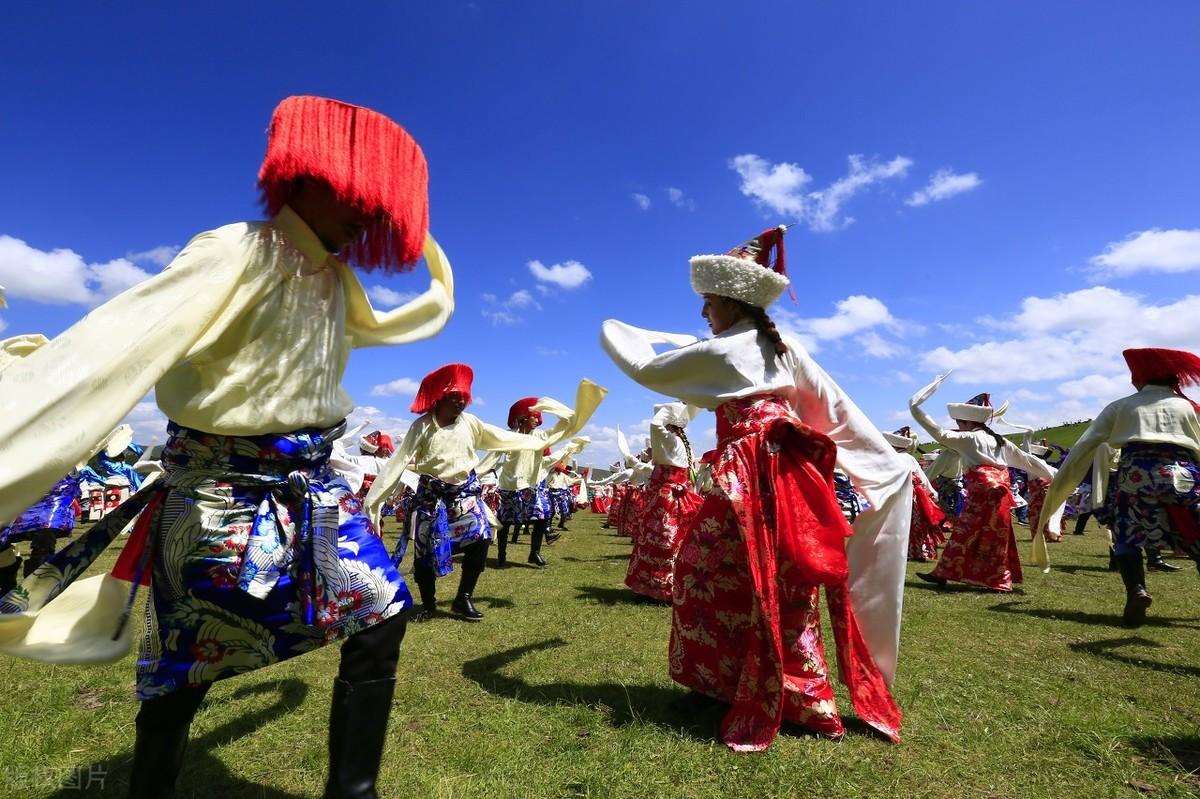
[1126,734,1200,783]
[462,639,723,743]
[1054,564,1117,575]
[47,679,310,798]
[1068,637,1200,678]
[561,554,632,564]
[904,579,1024,596]
[573,586,669,607]
[988,601,1200,630]
[476,595,516,610]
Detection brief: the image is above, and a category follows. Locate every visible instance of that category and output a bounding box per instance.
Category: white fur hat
[947,392,997,423]
[689,225,791,309]
[882,426,918,450]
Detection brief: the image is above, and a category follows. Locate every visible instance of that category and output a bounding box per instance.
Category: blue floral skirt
[0,474,80,545]
[549,487,574,519]
[394,472,490,577]
[497,481,551,524]
[1095,443,1200,557]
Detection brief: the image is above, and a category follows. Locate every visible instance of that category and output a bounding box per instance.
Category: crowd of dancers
[0,95,1196,797]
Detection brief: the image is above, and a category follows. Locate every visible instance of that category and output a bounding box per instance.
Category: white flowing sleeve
[363,418,427,526]
[0,230,254,523]
[788,345,912,684]
[1036,407,1117,564]
[342,233,455,347]
[600,320,728,405]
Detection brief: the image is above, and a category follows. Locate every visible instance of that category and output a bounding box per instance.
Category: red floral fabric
[606,485,625,528]
[908,474,946,561]
[616,485,646,538]
[929,465,1022,591]
[669,395,901,752]
[1025,478,1059,542]
[625,464,704,601]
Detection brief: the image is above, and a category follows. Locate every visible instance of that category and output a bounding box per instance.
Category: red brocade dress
[626,464,703,601]
[617,481,647,538]
[927,465,1022,591]
[669,396,901,751]
[606,484,626,528]
[908,471,946,561]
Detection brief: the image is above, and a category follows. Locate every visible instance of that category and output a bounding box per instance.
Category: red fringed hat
[689,225,793,308]
[410,363,473,414]
[508,397,542,430]
[359,430,395,457]
[1123,348,1200,388]
[258,96,430,273]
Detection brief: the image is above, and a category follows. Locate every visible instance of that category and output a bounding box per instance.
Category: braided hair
[731,298,789,358]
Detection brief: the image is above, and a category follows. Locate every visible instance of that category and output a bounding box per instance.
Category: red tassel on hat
[1124,347,1200,410]
[410,363,474,414]
[728,225,796,302]
[508,397,542,430]
[258,96,430,273]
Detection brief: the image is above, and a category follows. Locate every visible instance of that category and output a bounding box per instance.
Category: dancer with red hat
[910,378,1053,592]
[601,225,908,751]
[881,426,947,562]
[0,96,455,798]
[364,365,601,620]
[1036,348,1200,626]
[488,391,603,567]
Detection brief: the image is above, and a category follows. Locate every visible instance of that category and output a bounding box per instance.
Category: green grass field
[1,512,1198,798]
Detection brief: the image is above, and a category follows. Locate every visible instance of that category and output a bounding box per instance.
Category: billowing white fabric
[0,205,454,524]
[600,318,912,683]
[486,383,606,491]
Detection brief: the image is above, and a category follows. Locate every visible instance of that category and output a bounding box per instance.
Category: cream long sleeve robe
[649,402,697,469]
[1038,386,1200,546]
[600,318,913,683]
[363,410,565,527]
[0,206,454,523]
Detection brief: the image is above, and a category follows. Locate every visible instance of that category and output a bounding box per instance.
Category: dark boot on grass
[411,570,437,622]
[1116,552,1152,628]
[495,531,508,568]
[324,677,395,799]
[527,522,547,568]
[1146,549,1182,572]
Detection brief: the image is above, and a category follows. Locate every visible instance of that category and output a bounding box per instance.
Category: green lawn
[1,512,1198,798]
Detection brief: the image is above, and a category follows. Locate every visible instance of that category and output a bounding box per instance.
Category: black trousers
[134,613,408,731]
[412,538,488,602]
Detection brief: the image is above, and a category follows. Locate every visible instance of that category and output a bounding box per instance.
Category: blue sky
[2,2,1199,465]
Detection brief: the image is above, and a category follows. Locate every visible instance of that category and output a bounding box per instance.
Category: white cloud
[528,260,592,290]
[121,400,169,445]
[1088,229,1200,279]
[730,153,913,232]
[0,234,154,305]
[347,405,412,443]
[368,285,420,308]
[775,295,914,358]
[126,245,181,267]
[906,168,982,207]
[632,193,651,211]
[666,187,695,211]
[482,289,542,325]
[919,287,1200,406]
[369,377,421,397]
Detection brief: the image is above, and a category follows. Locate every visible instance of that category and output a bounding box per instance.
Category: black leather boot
[128,686,208,799]
[1146,549,1183,572]
[1116,552,1152,628]
[510,523,521,544]
[128,720,191,799]
[451,593,483,621]
[0,546,20,596]
[495,530,508,568]
[324,677,396,799]
[452,549,485,621]
[527,522,547,568]
[411,570,437,622]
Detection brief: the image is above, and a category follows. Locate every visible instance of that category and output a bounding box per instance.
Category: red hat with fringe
[410,363,473,414]
[1123,348,1200,388]
[508,397,542,430]
[258,95,429,273]
[359,430,395,457]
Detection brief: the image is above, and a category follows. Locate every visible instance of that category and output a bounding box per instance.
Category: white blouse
[600,317,912,683]
[0,205,454,523]
[910,401,1055,481]
[649,402,695,469]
